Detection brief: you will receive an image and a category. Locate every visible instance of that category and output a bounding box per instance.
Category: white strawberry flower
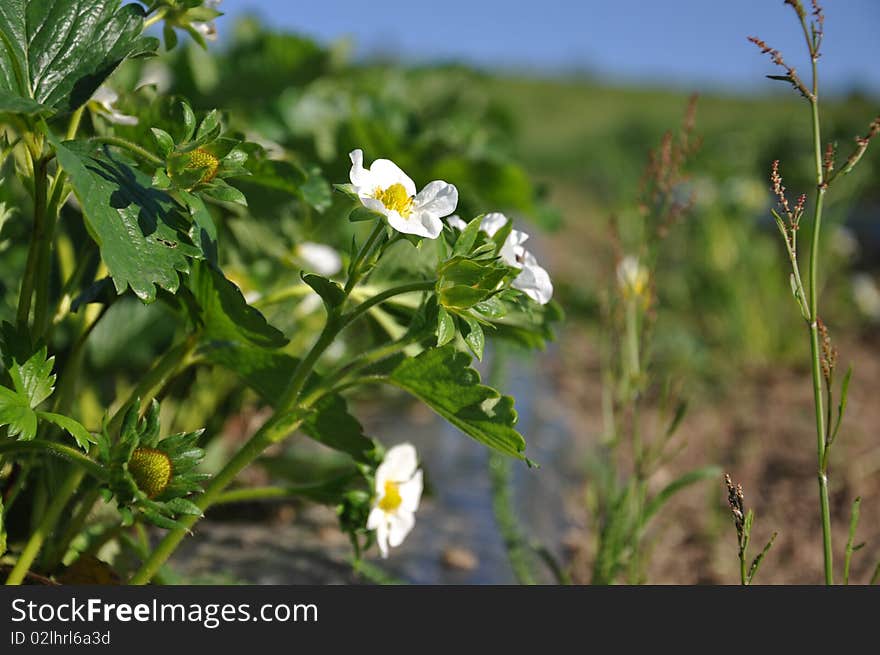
[89,86,138,126]
[481,212,553,305]
[193,0,221,41]
[366,443,423,558]
[349,149,458,239]
[446,214,468,231]
[616,255,650,299]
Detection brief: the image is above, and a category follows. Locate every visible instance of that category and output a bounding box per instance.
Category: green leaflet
[188,260,287,350]
[0,346,92,448]
[0,0,156,114]
[186,258,293,408]
[301,393,376,464]
[301,273,345,310]
[387,345,527,459]
[0,345,54,440]
[50,135,202,302]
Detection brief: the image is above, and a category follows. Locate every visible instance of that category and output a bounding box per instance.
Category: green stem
[624,297,640,391]
[88,136,163,167]
[142,7,167,30]
[66,106,85,141]
[341,280,435,328]
[16,154,48,328]
[0,442,105,481]
[344,220,386,294]
[5,467,87,584]
[806,63,834,585]
[213,486,299,505]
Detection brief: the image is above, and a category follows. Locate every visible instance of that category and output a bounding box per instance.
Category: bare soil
[557,324,880,584]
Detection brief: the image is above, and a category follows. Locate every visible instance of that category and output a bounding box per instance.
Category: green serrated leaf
[50,135,202,302]
[301,393,375,463]
[188,260,287,349]
[0,0,156,113]
[8,346,55,408]
[0,386,35,440]
[37,411,94,450]
[301,273,345,310]
[387,345,526,459]
[0,345,56,441]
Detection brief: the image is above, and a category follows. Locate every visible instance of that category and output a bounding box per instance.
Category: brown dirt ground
[555,323,880,584]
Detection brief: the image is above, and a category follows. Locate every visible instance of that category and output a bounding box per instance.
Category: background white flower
[193,0,222,41]
[349,149,458,239]
[617,255,650,299]
[89,86,138,126]
[296,242,342,276]
[481,212,553,305]
[446,214,468,230]
[367,443,423,558]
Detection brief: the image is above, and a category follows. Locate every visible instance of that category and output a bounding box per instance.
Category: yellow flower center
[128,447,172,499]
[374,183,413,217]
[378,480,403,512]
[187,148,220,184]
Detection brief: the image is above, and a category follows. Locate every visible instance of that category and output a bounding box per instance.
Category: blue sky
[214,0,879,94]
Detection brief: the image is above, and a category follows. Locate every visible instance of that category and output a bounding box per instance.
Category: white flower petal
[402,210,444,239]
[513,251,553,305]
[385,209,441,239]
[366,159,417,197]
[375,520,389,558]
[377,443,419,483]
[349,149,373,190]
[480,212,509,237]
[91,85,118,107]
[498,230,529,267]
[297,242,341,276]
[106,109,138,126]
[413,181,458,219]
[399,470,423,513]
[366,506,385,531]
[387,510,415,548]
[446,214,468,230]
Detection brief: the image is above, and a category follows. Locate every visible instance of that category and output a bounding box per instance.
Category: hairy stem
[0,442,105,481]
[16,153,48,328]
[88,136,164,167]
